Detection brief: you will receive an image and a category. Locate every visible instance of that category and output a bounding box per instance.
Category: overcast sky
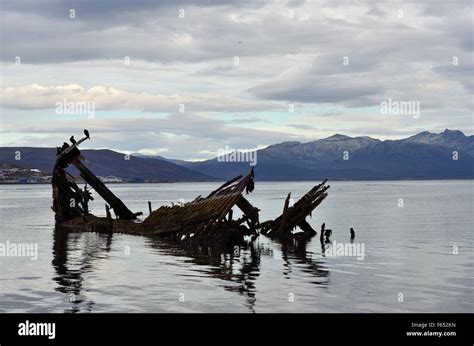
[1,0,472,160]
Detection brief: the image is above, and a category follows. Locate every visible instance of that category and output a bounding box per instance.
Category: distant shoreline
[1,178,473,185]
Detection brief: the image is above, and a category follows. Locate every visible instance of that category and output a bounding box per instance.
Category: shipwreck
[52,130,330,245]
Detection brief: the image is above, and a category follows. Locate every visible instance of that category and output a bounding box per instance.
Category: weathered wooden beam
[236,195,259,228]
[276,193,291,235]
[236,195,256,215]
[71,158,137,220]
[258,181,329,240]
[51,165,83,222]
[208,175,242,198]
[298,220,317,236]
[56,135,89,161]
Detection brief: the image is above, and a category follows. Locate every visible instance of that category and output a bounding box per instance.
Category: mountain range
[0,148,216,182]
[1,129,472,181]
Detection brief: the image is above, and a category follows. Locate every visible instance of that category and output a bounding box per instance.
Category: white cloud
[1,83,277,112]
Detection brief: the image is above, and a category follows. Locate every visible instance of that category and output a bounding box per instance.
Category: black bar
[0,313,472,345]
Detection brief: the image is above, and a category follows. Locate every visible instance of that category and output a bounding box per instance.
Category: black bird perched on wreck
[70,136,76,144]
[84,129,90,139]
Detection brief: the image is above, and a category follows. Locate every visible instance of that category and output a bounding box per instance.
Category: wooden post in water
[148,201,152,215]
[105,204,113,232]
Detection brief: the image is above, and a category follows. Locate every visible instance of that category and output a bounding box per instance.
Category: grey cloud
[0,112,296,159]
[2,0,265,20]
[249,71,382,104]
[432,57,474,93]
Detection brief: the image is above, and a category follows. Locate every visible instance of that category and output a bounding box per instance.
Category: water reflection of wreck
[52,227,330,313]
[52,131,330,244]
[147,239,262,312]
[52,227,113,312]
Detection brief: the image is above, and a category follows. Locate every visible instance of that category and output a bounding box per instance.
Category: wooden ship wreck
[53,130,330,245]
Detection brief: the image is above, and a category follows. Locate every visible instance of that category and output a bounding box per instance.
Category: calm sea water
[0,181,473,313]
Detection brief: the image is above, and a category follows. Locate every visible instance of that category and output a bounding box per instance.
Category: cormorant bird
[320,223,325,243]
[324,229,332,243]
[70,135,76,144]
[245,167,255,194]
[84,129,90,139]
